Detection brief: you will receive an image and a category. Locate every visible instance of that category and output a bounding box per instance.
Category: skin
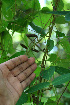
[0,55,37,105]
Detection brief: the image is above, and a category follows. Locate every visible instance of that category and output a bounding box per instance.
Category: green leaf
[54,84,64,88]
[47,40,54,52]
[33,12,53,30]
[2,1,14,20]
[47,11,70,15]
[55,66,70,75]
[41,7,51,13]
[29,22,46,37]
[40,66,55,80]
[16,92,28,105]
[59,36,70,54]
[25,82,50,93]
[32,0,40,11]
[65,12,70,21]
[15,0,21,6]
[8,51,26,60]
[0,55,10,64]
[29,77,36,87]
[1,30,15,54]
[7,18,28,33]
[63,92,70,98]
[0,20,8,33]
[34,66,41,77]
[48,53,70,69]
[55,16,66,24]
[48,54,57,62]
[53,0,64,11]
[52,73,70,86]
[39,102,44,105]
[45,99,57,105]
[19,0,40,11]
[23,34,29,48]
[2,0,14,6]
[45,98,63,105]
[56,31,65,37]
[56,58,70,69]
[66,3,70,10]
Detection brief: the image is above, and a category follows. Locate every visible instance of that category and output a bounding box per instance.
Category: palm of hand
[0,55,37,105]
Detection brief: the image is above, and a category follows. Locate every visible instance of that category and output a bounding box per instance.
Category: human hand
[0,55,37,105]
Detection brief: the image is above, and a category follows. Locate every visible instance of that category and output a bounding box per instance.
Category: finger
[11,57,36,76]
[21,73,36,90]
[16,63,37,82]
[2,55,28,70]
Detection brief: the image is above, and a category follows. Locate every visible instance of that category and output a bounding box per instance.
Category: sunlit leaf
[52,73,70,86]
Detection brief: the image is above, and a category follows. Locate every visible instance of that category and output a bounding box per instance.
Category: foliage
[0,0,70,105]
